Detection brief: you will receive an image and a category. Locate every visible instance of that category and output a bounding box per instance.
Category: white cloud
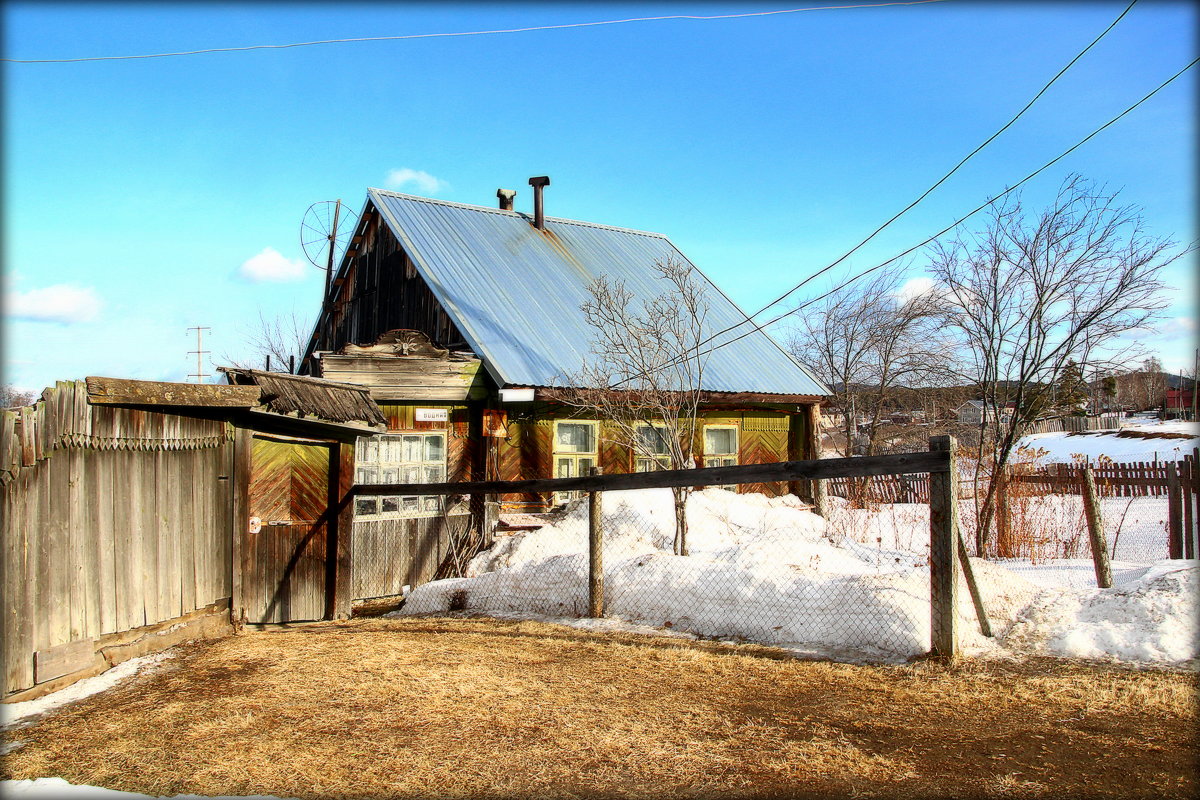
[385,168,449,194]
[7,284,103,324]
[895,276,935,304]
[238,247,307,282]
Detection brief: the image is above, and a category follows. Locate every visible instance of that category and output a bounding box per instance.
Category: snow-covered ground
[1016,418,1199,464]
[397,488,1198,667]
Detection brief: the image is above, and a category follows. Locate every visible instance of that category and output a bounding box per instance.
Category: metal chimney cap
[528,176,551,188]
[496,188,517,211]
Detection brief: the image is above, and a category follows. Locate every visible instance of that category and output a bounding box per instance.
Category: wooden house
[301,178,831,514]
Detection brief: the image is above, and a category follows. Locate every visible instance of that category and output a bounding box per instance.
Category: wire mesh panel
[398,482,949,662]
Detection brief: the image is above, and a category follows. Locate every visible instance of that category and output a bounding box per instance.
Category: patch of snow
[1016,419,1199,464]
[1,653,172,732]
[0,777,292,799]
[1002,561,1198,663]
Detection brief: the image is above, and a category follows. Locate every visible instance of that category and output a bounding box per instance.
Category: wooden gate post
[1167,461,1183,559]
[1081,467,1113,589]
[588,467,604,618]
[928,435,958,659]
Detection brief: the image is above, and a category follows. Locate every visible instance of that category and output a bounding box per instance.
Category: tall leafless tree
[928,174,1188,554]
[556,257,710,556]
[789,267,956,457]
[222,310,313,373]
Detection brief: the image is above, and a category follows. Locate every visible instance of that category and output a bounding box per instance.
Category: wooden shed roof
[218,369,386,428]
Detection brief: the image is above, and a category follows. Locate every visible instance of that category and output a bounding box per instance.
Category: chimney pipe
[528,176,550,229]
[496,188,516,211]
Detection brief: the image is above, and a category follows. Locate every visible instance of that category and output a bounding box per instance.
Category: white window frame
[703,424,739,468]
[354,432,448,520]
[633,422,673,472]
[552,420,598,504]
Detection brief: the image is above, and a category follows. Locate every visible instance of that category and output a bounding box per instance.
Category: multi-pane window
[703,425,739,468]
[634,423,672,472]
[553,421,597,504]
[354,433,447,519]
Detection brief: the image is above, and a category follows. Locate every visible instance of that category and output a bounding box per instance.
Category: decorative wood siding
[244,436,331,623]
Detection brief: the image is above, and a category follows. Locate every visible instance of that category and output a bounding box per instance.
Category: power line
[2,0,950,64]
[690,0,1137,354]
[618,53,1200,386]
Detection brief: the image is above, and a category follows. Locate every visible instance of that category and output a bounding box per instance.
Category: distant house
[956,400,1015,426]
[301,180,830,513]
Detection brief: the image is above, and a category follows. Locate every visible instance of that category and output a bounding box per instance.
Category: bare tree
[1,385,37,408]
[789,267,955,457]
[929,174,1188,554]
[222,309,313,373]
[556,257,710,556]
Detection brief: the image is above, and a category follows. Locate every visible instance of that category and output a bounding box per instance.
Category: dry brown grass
[2,616,1196,799]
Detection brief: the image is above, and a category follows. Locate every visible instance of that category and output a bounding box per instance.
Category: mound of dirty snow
[1001,560,1198,663]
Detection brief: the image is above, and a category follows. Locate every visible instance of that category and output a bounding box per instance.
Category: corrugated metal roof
[368,188,829,397]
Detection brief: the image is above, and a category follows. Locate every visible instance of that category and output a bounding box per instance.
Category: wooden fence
[1,381,234,697]
[1019,414,1124,436]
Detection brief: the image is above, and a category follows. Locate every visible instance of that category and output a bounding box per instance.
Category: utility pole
[187,326,211,383]
[1192,348,1198,422]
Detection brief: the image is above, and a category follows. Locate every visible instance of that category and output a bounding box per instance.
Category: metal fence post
[928,435,958,659]
[1081,467,1113,589]
[588,466,604,618]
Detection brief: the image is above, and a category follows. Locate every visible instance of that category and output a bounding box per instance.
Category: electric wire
[614,54,1200,386]
[688,0,1137,354]
[2,0,950,64]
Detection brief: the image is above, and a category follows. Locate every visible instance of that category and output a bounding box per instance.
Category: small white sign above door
[415,408,449,422]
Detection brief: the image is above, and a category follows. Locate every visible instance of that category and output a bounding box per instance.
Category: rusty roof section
[363,189,830,397]
[219,369,386,428]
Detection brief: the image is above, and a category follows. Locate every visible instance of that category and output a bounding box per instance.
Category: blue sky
[4,1,1197,393]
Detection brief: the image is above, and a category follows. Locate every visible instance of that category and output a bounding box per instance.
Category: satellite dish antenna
[301,199,359,300]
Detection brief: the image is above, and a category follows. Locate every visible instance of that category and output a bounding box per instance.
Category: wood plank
[67,446,89,641]
[179,448,197,613]
[46,447,71,650]
[155,450,182,621]
[928,435,961,657]
[92,449,118,635]
[331,443,354,619]
[139,452,160,625]
[34,639,95,684]
[112,450,138,631]
[85,376,260,408]
[231,427,252,626]
[3,472,34,693]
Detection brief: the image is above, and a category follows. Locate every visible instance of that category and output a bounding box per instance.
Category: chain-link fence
[351,443,1196,662]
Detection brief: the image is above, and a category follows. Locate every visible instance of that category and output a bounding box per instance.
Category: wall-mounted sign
[415,408,449,422]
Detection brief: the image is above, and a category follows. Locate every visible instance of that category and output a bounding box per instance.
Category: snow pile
[1016,419,1199,464]
[399,488,1041,660]
[1003,561,1198,663]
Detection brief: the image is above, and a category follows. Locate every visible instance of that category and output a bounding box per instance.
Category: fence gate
[241,434,336,624]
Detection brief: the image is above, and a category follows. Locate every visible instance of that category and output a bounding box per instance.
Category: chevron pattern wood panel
[245,437,331,623]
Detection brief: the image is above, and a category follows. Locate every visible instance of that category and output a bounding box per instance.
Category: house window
[703,425,739,468]
[354,433,447,519]
[553,420,597,503]
[634,423,672,472]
